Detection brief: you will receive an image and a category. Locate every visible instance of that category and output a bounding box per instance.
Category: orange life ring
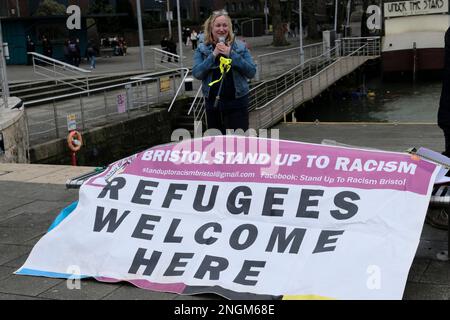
[67,130,83,152]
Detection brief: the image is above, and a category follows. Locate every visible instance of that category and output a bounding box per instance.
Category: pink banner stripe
[96,277,186,294]
[87,137,437,195]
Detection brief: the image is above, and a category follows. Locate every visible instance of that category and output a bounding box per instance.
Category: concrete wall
[29,99,187,167]
[0,107,28,164]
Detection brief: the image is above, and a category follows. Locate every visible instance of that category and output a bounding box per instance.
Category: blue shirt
[192,40,257,99]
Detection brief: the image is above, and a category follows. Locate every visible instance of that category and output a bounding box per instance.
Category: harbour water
[296,76,442,123]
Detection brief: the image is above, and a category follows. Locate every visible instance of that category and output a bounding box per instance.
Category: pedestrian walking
[86,40,98,69]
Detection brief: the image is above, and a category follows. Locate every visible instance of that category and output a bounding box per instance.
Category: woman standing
[192,10,256,134]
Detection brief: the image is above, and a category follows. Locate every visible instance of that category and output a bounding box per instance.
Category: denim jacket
[192,40,256,99]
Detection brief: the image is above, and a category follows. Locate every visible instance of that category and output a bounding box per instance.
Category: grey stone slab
[407,258,430,282]
[0,211,58,229]
[102,283,178,300]
[420,224,448,242]
[416,240,449,260]
[39,279,120,300]
[0,274,63,296]
[0,227,45,245]
[32,189,79,203]
[0,197,35,217]
[0,266,15,281]
[403,283,450,300]
[0,182,48,200]
[6,200,72,217]
[0,293,49,300]
[0,244,32,265]
[23,235,45,247]
[419,261,450,286]
[0,182,79,203]
[3,253,30,268]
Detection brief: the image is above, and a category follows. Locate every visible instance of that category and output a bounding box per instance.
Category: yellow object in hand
[208,56,232,87]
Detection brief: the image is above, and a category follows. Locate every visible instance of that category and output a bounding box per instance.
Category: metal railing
[24,68,188,145]
[189,37,381,129]
[239,19,263,38]
[256,41,325,80]
[339,36,381,57]
[251,40,379,129]
[188,86,206,133]
[29,52,91,92]
[149,48,186,71]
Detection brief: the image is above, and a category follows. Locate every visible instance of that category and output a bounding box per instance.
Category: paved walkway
[0,123,448,300]
[7,35,305,83]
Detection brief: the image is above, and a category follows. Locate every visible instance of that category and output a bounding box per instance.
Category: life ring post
[67,130,83,166]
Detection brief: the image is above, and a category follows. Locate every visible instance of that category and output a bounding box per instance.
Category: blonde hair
[203,9,234,45]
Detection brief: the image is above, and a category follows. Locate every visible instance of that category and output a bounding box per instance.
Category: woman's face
[212,15,229,42]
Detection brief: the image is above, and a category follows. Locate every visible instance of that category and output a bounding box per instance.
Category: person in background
[63,39,71,65]
[86,40,98,69]
[42,35,53,58]
[74,38,81,67]
[190,29,199,50]
[432,26,450,230]
[198,30,205,44]
[119,37,127,56]
[160,36,170,62]
[192,9,256,134]
[26,35,35,65]
[167,37,178,63]
[68,39,79,66]
[439,27,450,158]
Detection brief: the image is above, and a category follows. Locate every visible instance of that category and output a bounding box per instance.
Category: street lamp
[176,0,183,71]
[298,0,304,64]
[136,0,145,70]
[156,0,173,38]
[264,0,269,34]
[334,0,338,32]
[166,0,173,39]
[0,19,9,108]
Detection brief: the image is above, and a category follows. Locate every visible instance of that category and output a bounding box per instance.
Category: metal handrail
[189,37,380,129]
[25,68,190,145]
[255,45,366,111]
[24,68,186,107]
[151,47,186,60]
[28,52,92,73]
[253,47,339,111]
[29,52,92,93]
[257,41,325,59]
[167,68,190,112]
[188,86,203,115]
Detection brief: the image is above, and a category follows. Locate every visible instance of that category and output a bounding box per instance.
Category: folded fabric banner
[16,136,439,299]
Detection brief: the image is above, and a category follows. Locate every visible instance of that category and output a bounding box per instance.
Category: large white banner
[16,136,439,299]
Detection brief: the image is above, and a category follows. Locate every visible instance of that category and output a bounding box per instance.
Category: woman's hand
[213,42,231,57]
